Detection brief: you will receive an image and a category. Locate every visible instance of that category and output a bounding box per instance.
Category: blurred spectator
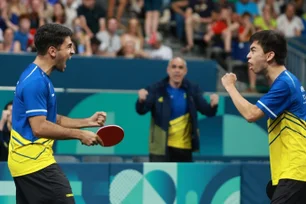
[238,12,256,43]
[237,12,257,92]
[257,0,280,18]
[203,7,229,52]
[62,0,81,8]
[52,2,67,26]
[276,3,304,37]
[0,101,13,162]
[96,17,121,57]
[117,40,135,58]
[216,12,241,61]
[77,0,106,37]
[254,4,277,31]
[64,0,78,30]
[293,0,304,17]
[90,36,102,55]
[121,18,144,52]
[0,0,8,31]
[0,27,21,52]
[107,0,128,24]
[0,0,19,32]
[159,0,172,26]
[14,14,31,52]
[276,0,286,13]
[214,0,236,12]
[71,17,92,56]
[117,39,147,58]
[97,17,106,32]
[144,0,162,39]
[130,0,145,18]
[28,0,52,30]
[146,31,173,60]
[222,11,257,92]
[181,0,215,53]
[171,0,188,41]
[6,0,27,30]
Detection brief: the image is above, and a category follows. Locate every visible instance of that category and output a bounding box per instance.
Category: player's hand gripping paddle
[96,125,124,147]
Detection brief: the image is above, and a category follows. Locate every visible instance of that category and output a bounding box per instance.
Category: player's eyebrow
[67,43,73,48]
[250,46,256,51]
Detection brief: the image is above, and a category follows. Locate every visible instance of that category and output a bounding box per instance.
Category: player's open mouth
[248,62,253,69]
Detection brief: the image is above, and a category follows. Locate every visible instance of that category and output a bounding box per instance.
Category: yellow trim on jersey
[268,112,306,185]
[66,194,74,197]
[167,113,192,149]
[11,129,50,145]
[8,129,56,177]
[268,112,306,145]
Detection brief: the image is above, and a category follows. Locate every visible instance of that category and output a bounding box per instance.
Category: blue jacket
[136,77,218,155]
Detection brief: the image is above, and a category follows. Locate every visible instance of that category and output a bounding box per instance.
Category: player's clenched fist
[88,112,107,127]
[138,89,148,102]
[221,73,237,90]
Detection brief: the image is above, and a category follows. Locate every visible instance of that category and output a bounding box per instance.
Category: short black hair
[4,101,12,110]
[34,23,73,55]
[249,30,287,65]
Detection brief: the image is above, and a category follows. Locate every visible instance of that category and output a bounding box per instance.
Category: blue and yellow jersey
[8,63,57,177]
[166,85,192,149]
[256,70,306,185]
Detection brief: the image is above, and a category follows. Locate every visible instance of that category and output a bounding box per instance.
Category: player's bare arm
[29,115,103,146]
[222,73,265,122]
[56,112,107,128]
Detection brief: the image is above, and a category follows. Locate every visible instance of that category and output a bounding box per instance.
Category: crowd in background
[0,0,305,58]
[0,0,305,92]
[0,0,174,60]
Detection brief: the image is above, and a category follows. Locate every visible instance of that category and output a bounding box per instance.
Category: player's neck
[266,65,286,85]
[33,56,54,75]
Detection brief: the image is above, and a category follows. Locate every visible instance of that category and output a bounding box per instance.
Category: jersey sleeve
[256,80,291,119]
[22,79,48,118]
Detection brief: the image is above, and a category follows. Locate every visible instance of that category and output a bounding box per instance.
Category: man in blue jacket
[136,57,219,162]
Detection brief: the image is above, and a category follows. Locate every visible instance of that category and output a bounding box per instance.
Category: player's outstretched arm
[222,73,264,122]
[56,112,106,129]
[29,115,103,146]
[226,87,264,122]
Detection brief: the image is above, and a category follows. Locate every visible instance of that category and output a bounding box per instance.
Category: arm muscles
[227,87,265,122]
[29,116,83,140]
[56,114,89,129]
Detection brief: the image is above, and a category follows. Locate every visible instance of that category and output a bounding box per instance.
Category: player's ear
[266,51,275,63]
[48,46,57,58]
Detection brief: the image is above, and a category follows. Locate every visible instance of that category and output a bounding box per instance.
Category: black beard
[52,65,64,72]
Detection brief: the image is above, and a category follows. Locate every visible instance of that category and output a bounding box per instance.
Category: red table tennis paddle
[96,125,124,147]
